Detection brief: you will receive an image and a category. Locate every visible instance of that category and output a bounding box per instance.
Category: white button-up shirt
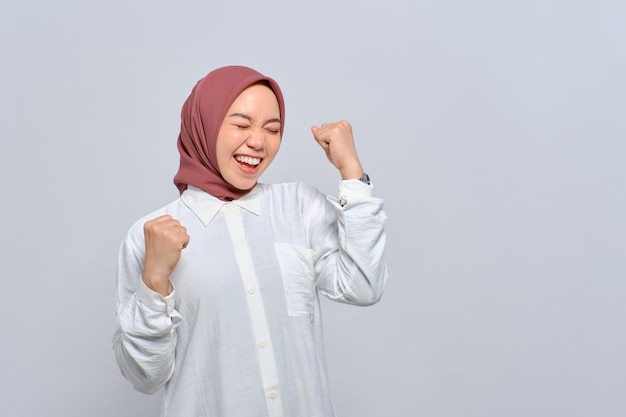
[113,180,387,417]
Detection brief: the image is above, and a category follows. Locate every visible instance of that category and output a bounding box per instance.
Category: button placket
[223,206,283,417]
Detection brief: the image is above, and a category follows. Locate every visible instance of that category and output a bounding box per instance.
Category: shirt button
[257,339,267,348]
[247,286,256,295]
[269,390,278,399]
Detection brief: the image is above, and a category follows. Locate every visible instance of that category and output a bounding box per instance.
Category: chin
[225,176,258,191]
[236,182,257,191]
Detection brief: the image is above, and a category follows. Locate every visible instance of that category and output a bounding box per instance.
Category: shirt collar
[181,185,263,226]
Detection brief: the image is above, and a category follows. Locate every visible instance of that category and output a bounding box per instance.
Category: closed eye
[228,113,281,134]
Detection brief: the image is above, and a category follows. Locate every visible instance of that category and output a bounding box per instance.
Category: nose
[245,127,266,151]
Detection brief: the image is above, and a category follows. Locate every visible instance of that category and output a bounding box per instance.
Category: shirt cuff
[137,277,176,315]
[327,179,373,207]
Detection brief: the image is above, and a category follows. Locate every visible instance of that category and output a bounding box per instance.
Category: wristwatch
[358,173,371,185]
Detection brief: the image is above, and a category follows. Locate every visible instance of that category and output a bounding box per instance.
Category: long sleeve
[307,179,388,306]
[112,228,182,394]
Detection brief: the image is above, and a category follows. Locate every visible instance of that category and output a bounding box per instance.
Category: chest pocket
[274,242,316,320]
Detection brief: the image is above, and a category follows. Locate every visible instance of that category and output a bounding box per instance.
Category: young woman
[113,65,388,417]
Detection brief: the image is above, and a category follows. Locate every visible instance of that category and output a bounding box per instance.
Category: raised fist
[142,215,190,296]
[311,120,364,180]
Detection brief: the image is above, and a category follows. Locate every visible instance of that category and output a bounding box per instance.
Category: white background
[1,0,625,416]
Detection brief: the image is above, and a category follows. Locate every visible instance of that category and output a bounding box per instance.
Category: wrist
[339,161,364,180]
[143,278,170,297]
[142,265,171,296]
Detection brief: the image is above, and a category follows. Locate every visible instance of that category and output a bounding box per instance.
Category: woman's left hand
[311,120,364,180]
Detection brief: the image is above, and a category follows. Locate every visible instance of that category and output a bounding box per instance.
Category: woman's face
[216,83,282,191]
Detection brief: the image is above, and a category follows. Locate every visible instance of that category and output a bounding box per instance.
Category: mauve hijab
[173,66,285,201]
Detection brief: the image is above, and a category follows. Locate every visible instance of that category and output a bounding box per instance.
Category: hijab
[173,66,285,200]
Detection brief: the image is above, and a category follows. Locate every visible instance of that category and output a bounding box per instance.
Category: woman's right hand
[142,215,190,296]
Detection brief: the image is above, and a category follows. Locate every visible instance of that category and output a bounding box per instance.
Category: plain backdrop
[1,1,625,416]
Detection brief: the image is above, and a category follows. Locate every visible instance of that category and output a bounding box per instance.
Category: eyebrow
[228,112,281,126]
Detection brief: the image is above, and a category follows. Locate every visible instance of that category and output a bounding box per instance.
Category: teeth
[235,155,261,166]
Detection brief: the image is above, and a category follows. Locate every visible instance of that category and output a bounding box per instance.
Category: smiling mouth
[235,155,261,166]
[234,155,262,173]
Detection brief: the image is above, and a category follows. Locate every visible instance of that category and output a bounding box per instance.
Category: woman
[113,65,387,417]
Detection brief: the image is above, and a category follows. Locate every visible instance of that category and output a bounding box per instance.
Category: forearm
[113,280,181,394]
[314,180,388,305]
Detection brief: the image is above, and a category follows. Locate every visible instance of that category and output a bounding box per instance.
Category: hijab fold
[173,66,285,201]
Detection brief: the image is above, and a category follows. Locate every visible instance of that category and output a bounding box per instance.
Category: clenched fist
[142,214,190,296]
[311,120,364,180]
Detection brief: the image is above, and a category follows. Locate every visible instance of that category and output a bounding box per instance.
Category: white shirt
[113,180,388,417]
